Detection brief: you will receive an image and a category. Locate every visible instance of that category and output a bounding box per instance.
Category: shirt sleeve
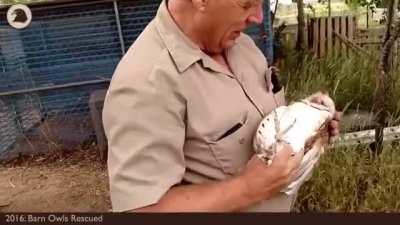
[103,63,186,212]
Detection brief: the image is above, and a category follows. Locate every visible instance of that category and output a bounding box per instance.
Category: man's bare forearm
[132,176,258,212]
[131,144,302,212]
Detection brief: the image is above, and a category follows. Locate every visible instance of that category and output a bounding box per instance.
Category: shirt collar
[154,0,202,73]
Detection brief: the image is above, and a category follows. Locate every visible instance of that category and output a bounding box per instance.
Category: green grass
[279,50,400,212]
[280,50,400,121]
[294,144,400,212]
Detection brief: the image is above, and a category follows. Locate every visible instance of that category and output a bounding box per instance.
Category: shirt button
[239,138,245,144]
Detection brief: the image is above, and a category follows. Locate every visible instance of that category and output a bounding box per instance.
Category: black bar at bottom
[2,213,400,225]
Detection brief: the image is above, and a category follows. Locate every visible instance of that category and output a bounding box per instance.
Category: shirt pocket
[207,111,254,175]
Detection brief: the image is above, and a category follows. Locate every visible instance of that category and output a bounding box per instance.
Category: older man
[103,0,338,212]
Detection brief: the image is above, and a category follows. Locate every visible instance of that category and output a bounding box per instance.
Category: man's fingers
[289,149,304,169]
[329,120,340,135]
[274,142,295,159]
[275,143,304,161]
[328,111,342,137]
[333,111,342,121]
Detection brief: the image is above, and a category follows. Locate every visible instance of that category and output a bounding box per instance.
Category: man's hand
[239,143,303,203]
[132,143,302,212]
[328,111,341,137]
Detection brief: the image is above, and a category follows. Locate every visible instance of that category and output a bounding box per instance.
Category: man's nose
[247,5,264,24]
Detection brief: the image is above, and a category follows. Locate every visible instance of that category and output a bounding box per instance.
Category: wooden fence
[356,27,384,50]
[277,16,399,61]
[307,15,357,57]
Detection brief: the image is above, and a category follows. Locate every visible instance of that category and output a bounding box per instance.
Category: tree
[373,0,400,154]
[296,0,307,52]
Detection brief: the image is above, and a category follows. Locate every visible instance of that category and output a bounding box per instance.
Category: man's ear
[192,0,208,12]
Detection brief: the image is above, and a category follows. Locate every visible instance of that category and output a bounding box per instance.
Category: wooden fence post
[308,15,357,57]
[334,17,341,56]
[327,16,333,56]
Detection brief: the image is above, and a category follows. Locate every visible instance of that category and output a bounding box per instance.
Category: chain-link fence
[0,0,274,159]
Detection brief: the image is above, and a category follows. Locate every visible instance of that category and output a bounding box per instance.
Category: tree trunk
[328,0,331,18]
[384,0,395,44]
[373,0,400,154]
[272,0,279,24]
[296,0,306,52]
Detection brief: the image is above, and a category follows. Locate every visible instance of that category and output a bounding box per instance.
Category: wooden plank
[333,31,373,57]
[305,15,309,46]
[345,16,350,55]
[356,29,366,48]
[340,16,347,54]
[327,16,333,56]
[348,16,355,55]
[334,17,341,56]
[332,125,400,147]
[307,17,311,48]
[313,18,319,55]
[356,40,383,45]
[320,17,326,56]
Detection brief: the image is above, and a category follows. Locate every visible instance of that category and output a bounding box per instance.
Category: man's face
[198,0,264,54]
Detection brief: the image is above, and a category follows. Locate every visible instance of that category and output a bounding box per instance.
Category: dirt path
[0,148,111,212]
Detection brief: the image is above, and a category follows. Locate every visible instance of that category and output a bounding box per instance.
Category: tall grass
[294,144,400,212]
[280,50,400,122]
[279,50,400,212]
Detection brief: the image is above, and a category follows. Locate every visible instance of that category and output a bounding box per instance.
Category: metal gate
[0,0,275,158]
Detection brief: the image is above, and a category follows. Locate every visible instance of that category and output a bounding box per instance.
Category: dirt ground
[0,148,111,212]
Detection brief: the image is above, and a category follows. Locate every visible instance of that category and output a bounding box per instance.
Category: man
[103,0,339,212]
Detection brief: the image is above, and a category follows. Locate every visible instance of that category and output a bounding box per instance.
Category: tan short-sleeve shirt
[103,0,287,212]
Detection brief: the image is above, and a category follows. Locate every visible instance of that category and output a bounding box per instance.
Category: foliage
[347,0,385,9]
[279,48,400,211]
[280,50,400,123]
[294,144,400,212]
